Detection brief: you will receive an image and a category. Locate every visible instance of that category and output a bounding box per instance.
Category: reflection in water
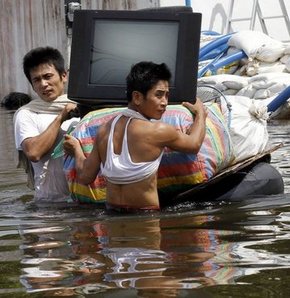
[18,215,226,294]
[268,120,290,192]
[1,107,290,296]
[16,203,290,296]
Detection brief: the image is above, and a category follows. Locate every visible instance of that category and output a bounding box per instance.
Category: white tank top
[100,110,163,184]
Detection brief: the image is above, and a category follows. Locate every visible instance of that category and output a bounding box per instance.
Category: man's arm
[21,103,77,162]
[63,135,100,185]
[181,99,208,152]
[157,98,207,154]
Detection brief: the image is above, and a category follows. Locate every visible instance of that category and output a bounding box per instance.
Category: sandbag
[223,96,269,163]
[63,104,234,203]
[228,31,285,62]
[286,57,290,72]
[284,44,290,55]
[198,74,249,91]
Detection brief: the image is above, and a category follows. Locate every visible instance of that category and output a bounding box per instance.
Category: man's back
[98,114,164,209]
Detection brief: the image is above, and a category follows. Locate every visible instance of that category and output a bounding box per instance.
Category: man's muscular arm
[156,98,207,154]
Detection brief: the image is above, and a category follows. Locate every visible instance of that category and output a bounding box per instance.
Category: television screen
[90,20,178,86]
[68,9,201,107]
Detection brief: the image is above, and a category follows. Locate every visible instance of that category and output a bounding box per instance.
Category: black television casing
[68,9,201,107]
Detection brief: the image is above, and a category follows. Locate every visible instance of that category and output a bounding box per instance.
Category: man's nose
[40,79,49,87]
[161,96,168,105]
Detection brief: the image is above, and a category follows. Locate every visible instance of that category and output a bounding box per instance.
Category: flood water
[1,107,290,297]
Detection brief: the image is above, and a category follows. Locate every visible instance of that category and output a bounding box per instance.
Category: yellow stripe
[157,172,205,188]
[69,182,106,201]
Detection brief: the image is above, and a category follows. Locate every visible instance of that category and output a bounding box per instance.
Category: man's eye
[45,74,53,80]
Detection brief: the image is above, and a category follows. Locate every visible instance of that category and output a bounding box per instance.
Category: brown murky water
[1,107,290,297]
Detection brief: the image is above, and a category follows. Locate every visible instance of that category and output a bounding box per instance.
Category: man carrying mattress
[63,61,207,212]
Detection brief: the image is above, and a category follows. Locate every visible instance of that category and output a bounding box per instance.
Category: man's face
[137,80,169,120]
[29,63,67,102]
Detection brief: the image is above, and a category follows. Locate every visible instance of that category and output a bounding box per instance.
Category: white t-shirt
[14,109,79,202]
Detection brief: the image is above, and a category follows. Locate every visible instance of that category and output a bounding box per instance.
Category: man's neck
[122,108,150,121]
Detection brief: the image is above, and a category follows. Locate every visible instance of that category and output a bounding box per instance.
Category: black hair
[23,46,65,84]
[1,92,32,110]
[126,61,171,101]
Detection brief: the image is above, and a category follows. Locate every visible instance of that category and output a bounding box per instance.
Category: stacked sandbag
[198,31,290,118]
[198,72,290,100]
[237,72,290,99]
[198,74,249,95]
[228,31,285,63]
[63,104,234,204]
[284,44,290,72]
[227,30,288,76]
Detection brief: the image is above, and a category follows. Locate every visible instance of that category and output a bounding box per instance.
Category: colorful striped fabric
[158,104,234,195]
[64,107,124,203]
[63,104,234,204]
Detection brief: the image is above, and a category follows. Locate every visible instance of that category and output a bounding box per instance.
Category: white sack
[223,96,269,163]
[254,89,271,99]
[268,82,289,95]
[236,85,257,98]
[223,89,239,95]
[284,44,290,55]
[257,61,286,74]
[249,73,290,87]
[280,54,290,64]
[286,57,290,72]
[249,72,289,81]
[198,74,248,91]
[228,31,285,62]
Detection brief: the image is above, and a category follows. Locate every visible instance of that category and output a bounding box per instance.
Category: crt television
[68,8,202,107]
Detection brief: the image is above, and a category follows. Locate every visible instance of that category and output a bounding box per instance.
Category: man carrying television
[13,46,80,202]
[63,61,207,212]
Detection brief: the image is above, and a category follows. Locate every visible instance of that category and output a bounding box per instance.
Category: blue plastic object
[201,30,221,36]
[267,85,290,113]
[199,43,229,61]
[199,33,234,60]
[198,50,247,78]
[212,50,247,70]
[198,52,225,78]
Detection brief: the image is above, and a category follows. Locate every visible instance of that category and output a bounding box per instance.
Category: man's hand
[63,134,82,157]
[60,103,78,122]
[182,98,208,119]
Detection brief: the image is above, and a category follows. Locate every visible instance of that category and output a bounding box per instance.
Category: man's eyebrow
[32,72,53,79]
[31,75,40,81]
[156,90,169,95]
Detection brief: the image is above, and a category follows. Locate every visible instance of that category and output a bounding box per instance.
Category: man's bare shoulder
[148,121,179,143]
[151,120,177,131]
[98,119,111,137]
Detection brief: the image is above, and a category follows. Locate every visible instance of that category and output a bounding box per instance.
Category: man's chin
[41,95,57,102]
[152,115,162,121]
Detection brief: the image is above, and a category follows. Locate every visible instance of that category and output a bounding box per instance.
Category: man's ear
[61,70,68,83]
[132,91,143,106]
